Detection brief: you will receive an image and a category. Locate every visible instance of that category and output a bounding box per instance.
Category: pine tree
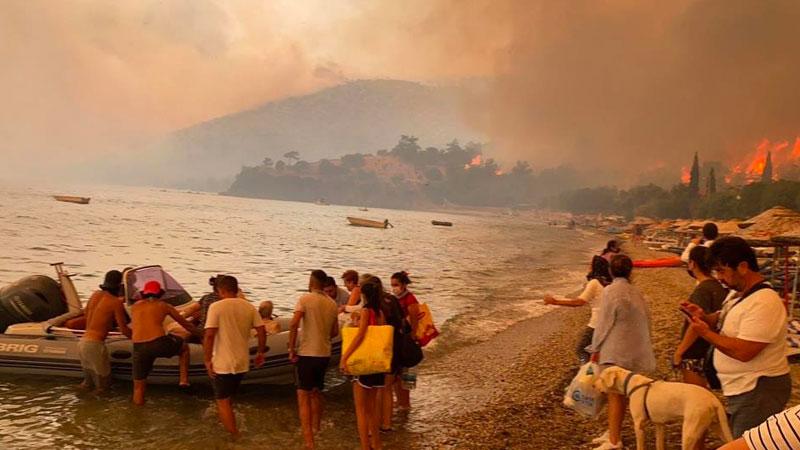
[689,152,700,194]
[707,168,717,195]
[762,151,773,183]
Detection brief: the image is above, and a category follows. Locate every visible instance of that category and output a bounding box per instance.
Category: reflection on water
[0,184,604,449]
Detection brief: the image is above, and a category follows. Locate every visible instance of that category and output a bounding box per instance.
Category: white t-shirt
[295,291,338,357]
[680,239,714,263]
[205,297,263,374]
[578,279,605,329]
[744,404,800,450]
[714,288,789,396]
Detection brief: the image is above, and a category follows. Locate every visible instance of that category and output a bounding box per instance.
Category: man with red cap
[130,280,198,405]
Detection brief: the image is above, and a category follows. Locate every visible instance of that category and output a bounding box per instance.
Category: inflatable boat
[632,256,684,268]
[0,264,340,385]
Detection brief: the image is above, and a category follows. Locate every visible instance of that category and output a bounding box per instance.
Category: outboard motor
[0,276,67,333]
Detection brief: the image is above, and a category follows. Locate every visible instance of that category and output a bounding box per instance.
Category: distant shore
[406,244,800,450]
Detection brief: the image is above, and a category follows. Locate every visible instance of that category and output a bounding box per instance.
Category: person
[203,275,267,436]
[680,222,718,263]
[198,275,222,330]
[340,280,388,450]
[718,404,800,450]
[600,240,621,262]
[587,254,656,450]
[257,300,281,335]
[684,236,790,438]
[672,246,728,389]
[130,280,198,405]
[323,276,350,307]
[78,270,132,393]
[387,271,421,413]
[288,270,339,449]
[339,270,363,314]
[544,255,612,364]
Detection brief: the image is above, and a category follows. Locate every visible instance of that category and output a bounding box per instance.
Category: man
[78,270,132,393]
[686,236,790,438]
[204,275,266,436]
[257,300,281,335]
[322,276,349,307]
[288,270,339,449]
[198,275,222,330]
[130,280,198,405]
[680,222,718,263]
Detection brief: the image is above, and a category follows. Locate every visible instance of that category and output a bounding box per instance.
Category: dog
[594,366,733,450]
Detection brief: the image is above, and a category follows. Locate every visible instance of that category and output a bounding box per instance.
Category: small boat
[359,207,369,212]
[0,264,340,385]
[347,217,392,229]
[431,220,453,227]
[53,195,90,205]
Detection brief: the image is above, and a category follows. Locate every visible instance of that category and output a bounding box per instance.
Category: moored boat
[53,195,90,205]
[431,220,453,227]
[346,217,392,229]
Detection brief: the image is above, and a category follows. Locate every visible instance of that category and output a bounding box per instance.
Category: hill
[133,79,484,189]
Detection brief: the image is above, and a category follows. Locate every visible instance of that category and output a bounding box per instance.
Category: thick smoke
[463,0,800,181]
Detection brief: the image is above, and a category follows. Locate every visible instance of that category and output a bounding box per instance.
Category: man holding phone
[683,236,790,438]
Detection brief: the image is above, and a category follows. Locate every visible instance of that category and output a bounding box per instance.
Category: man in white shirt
[204,275,267,436]
[680,222,718,263]
[289,269,339,449]
[686,236,790,438]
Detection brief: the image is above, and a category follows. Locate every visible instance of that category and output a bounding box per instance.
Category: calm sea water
[0,183,605,449]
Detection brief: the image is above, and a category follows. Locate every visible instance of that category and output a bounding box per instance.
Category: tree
[262,157,273,168]
[762,151,773,183]
[341,153,365,170]
[707,168,717,195]
[689,152,700,195]
[275,160,286,172]
[283,151,300,164]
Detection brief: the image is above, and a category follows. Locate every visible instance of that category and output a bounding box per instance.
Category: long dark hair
[588,255,612,286]
[391,271,412,286]
[360,281,383,313]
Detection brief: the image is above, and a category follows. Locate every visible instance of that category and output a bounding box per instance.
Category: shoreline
[405,244,800,449]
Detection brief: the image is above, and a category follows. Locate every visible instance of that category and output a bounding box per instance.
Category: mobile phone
[679,307,693,319]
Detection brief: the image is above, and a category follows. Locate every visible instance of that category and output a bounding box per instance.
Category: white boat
[0,264,340,385]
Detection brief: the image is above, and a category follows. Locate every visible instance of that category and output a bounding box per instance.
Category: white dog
[594,366,733,450]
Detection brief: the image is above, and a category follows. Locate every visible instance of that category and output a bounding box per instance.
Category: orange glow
[464,154,483,170]
[495,169,504,176]
[680,166,690,184]
[725,137,800,184]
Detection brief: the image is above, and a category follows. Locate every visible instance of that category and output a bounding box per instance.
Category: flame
[464,154,483,170]
[495,169,504,176]
[680,166,690,184]
[725,137,800,184]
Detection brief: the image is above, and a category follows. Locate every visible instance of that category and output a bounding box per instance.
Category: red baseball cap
[140,280,164,298]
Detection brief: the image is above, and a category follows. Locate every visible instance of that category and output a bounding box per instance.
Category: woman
[587,254,656,450]
[383,271,419,414]
[673,245,727,388]
[340,280,387,450]
[544,255,611,364]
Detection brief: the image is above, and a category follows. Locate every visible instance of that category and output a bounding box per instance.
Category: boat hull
[346,217,388,229]
[53,195,91,205]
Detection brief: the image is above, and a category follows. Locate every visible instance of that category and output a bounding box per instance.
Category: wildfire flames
[464,154,483,170]
[725,138,800,184]
[680,166,691,184]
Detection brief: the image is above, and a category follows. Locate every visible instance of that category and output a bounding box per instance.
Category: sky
[2,0,800,182]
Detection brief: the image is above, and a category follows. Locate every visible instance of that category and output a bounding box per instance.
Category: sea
[0,183,606,449]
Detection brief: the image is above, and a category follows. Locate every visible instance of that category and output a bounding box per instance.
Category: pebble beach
[405,244,800,450]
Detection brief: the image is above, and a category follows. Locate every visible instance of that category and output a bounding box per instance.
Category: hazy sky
[2,0,800,181]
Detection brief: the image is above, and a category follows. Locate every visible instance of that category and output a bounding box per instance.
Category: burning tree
[762,151,774,183]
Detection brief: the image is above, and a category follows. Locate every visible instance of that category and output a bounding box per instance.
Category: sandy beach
[406,244,800,450]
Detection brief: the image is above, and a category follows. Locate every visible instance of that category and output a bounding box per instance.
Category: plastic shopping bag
[563,362,606,418]
[414,304,440,347]
[341,325,394,375]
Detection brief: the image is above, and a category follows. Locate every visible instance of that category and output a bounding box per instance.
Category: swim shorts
[78,339,111,377]
[295,356,329,391]
[212,373,245,400]
[354,373,385,389]
[133,334,184,380]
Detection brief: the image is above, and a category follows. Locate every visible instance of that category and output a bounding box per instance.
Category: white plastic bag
[563,362,606,418]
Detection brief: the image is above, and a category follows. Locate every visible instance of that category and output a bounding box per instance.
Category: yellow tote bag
[341,325,394,375]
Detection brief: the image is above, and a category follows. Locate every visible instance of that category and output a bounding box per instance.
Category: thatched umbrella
[772,224,800,246]
[716,220,741,236]
[735,206,800,246]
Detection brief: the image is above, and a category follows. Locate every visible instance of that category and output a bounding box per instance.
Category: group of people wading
[76,268,423,449]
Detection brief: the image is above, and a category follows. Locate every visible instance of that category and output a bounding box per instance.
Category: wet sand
[407,244,800,450]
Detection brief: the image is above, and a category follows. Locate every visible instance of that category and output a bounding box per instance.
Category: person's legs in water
[297,389,314,449]
[353,382,370,450]
[311,389,323,434]
[79,369,96,390]
[178,342,190,387]
[395,375,411,409]
[368,388,382,450]
[216,398,238,436]
[133,379,147,405]
[380,374,395,430]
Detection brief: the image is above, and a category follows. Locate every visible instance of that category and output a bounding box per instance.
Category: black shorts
[133,334,184,380]
[213,373,245,400]
[354,373,385,389]
[295,356,330,391]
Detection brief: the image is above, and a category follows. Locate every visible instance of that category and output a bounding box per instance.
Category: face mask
[391,285,404,296]
[686,269,696,279]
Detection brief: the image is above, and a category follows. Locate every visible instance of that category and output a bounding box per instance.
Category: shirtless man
[78,270,132,393]
[130,280,197,405]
